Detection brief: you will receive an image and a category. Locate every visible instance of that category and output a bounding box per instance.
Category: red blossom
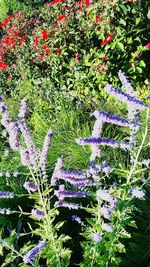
[42,30,48,39]
[101,66,108,72]
[85,0,92,5]
[33,37,39,44]
[0,61,8,71]
[96,16,103,23]
[57,14,65,22]
[144,42,150,49]
[51,0,63,4]
[52,24,57,29]
[75,53,81,58]
[101,34,113,47]
[55,49,61,54]
[101,39,109,47]
[102,55,107,61]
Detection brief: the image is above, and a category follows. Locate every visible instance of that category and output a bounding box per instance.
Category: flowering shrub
[0,0,149,102]
[0,72,149,266]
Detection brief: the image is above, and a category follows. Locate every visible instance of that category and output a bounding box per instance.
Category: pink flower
[144,42,150,49]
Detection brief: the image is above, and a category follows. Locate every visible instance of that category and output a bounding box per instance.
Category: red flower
[55,49,61,54]
[52,24,57,29]
[3,18,9,26]
[0,61,8,71]
[33,37,39,44]
[57,14,65,22]
[102,55,107,61]
[75,53,81,58]
[43,44,50,54]
[101,34,113,47]
[85,0,92,5]
[144,42,150,49]
[14,32,19,37]
[42,30,48,40]
[51,0,63,4]
[96,16,103,23]
[107,34,113,40]
[101,39,109,47]
[101,66,108,72]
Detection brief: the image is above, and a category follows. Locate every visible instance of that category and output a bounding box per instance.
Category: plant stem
[29,167,62,267]
[127,107,149,184]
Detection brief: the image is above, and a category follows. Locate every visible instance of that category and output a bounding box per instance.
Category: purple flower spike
[51,157,64,185]
[118,70,137,97]
[8,122,20,151]
[0,191,14,198]
[102,223,113,232]
[18,98,29,119]
[31,209,45,219]
[91,110,140,131]
[40,129,53,170]
[77,137,131,150]
[23,240,46,264]
[56,170,86,180]
[55,185,88,200]
[55,200,81,210]
[23,182,38,192]
[130,188,145,199]
[20,149,30,166]
[104,84,147,110]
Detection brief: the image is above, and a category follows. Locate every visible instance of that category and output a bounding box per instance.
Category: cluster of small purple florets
[23,240,46,264]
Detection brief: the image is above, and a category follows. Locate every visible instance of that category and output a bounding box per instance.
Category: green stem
[29,168,62,267]
[126,108,149,184]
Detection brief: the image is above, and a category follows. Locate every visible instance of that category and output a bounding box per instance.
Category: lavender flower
[24,182,38,192]
[23,240,46,264]
[55,170,86,180]
[0,191,14,198]
[100,161,112,176]
[31,209,45,219]
[55,200,81,210]
[102,223,113,232]
[72,215,85,226]
[51,157,63,185]
[104,84,147,110]
[8,122,20,150]
[96,189,116,206]
[130,189,145,199]
[91,233,102,242]
[77,137,131,150]
[91,110,139,130]
[20,149,30,166]
[19,119,36,166]
[39,130,53,170]
[90,145,101,161]
[18,98,29,119]
[99,206,111,219]
[55,185,88,200]
[118,70,138,97]
[141,159,150,167]
[1,113,12,130]
[92,119,104,137]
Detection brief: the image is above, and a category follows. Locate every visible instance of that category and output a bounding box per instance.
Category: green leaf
[138,60,146,67]
[119,18,126,26]
[116,42,124,52]
[147,9,150,19]
[136,17,141,25]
